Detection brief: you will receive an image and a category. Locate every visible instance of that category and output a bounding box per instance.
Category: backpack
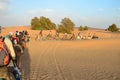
[0,38,10,66]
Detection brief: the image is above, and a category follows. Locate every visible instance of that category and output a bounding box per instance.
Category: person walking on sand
[39,30,43,37]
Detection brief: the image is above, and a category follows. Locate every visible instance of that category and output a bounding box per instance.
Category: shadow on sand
[21,47,31,80]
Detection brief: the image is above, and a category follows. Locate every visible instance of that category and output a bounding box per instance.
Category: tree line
[31,16,119,33]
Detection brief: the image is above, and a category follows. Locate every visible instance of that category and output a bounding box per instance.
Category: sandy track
[21,38,120,80]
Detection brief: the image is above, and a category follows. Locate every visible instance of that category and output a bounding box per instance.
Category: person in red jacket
[12,34,19,45]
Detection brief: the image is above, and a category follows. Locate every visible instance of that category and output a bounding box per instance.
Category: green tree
[108,24,119,32]
[78,26,83,31]
[31,16,56,30]
[31,17,41,30]
[58,17,75,33]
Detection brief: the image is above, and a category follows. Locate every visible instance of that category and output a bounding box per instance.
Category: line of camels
[35,31,99,41]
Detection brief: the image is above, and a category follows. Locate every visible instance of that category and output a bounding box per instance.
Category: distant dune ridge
[1,26,120,80]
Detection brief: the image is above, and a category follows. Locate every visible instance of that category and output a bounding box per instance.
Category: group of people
[0,30,30,76]
[10,30,30,67]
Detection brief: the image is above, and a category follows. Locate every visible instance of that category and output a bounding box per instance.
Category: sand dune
[1,26,120,80]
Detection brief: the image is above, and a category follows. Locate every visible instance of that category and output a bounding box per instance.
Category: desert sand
[1,26,120,80]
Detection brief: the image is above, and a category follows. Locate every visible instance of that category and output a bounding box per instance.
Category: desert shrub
[31,16,56,30]
[78,26,88,31]
[58,17,75,34]
[78,26,83,31]
[105,29,108,31]
[108,24,119,32]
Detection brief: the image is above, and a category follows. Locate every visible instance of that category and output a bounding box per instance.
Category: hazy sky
[0,0,120,28]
